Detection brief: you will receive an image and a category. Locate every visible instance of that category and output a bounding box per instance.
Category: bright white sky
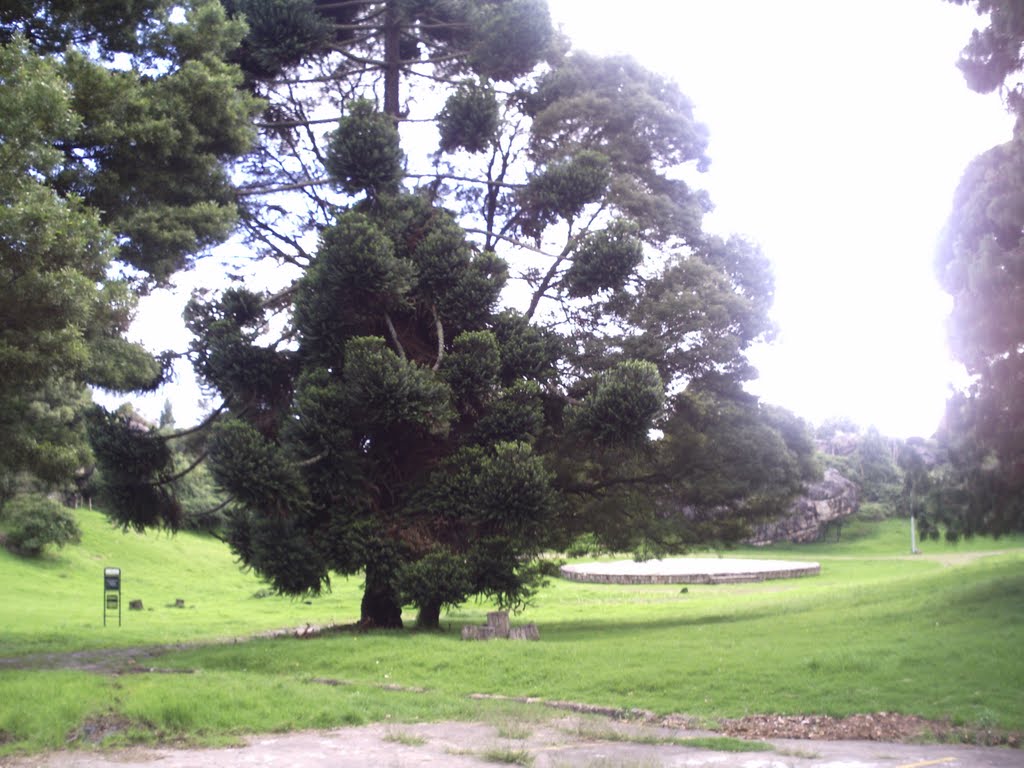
[546,0,1013,438]
[115,0,1012,439]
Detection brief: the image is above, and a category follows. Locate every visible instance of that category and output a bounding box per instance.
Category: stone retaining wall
[559,563,820,585]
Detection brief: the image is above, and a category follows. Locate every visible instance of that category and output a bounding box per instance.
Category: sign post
[103,567,121,627]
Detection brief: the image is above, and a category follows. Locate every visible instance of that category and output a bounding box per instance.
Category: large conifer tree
[0,1,259,496]
[933,0,1024,537]
[90,0,817,627]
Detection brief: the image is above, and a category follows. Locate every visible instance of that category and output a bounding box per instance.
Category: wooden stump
[508,624,540,641]
[129,599,143,610]
[174,599,185,608]
[460,625,495,641]
[486,611,510,638]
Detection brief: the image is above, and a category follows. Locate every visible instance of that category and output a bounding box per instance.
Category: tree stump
[486,611,510,638]
[129,599,143,610]
[508,624,540,641]
[174,599,185,608]
[460,625,495,641]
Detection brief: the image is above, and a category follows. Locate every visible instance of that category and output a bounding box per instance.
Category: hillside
[0,507,362,657]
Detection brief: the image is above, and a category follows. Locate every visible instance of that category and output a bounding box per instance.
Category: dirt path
[2,717,1021,768]
[0,623,332,673]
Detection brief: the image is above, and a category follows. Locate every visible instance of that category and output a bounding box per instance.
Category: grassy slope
[0,511,1021,754]
[0,507,364,656]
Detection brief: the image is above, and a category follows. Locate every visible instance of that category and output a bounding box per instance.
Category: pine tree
[91,0,817,627]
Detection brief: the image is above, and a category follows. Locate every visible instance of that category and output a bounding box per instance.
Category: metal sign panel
[103,567,121,627]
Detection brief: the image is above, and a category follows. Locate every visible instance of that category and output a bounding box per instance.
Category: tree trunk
[383,1,401,118]
[416,600,441,629]
[360,560,403,628]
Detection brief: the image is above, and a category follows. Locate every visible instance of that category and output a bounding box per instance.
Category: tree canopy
[0,2,258,496]
[933,0,1024,537]
[86,0,818,627]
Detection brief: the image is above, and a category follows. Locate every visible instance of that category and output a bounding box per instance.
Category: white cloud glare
[548,0,1012,436]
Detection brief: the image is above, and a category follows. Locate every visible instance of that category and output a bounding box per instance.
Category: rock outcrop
[747,468,859,545]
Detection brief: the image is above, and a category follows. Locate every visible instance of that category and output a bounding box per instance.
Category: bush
[565,532,605,558]
[1,495,82,556]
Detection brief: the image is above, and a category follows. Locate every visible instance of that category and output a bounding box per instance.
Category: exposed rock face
[747,468,859,545]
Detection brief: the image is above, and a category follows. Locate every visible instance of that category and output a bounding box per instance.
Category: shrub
[565,532,605,558]
[1,495,82,556]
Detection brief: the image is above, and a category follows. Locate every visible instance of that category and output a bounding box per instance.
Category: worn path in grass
[0,623,332,672]
[2,717,1021,767]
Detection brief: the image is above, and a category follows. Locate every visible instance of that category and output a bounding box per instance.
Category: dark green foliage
[489,310,562,386]
[466,0,553,82]
[399,549,472,628]
[0,0,168,55]
[326,99,405,196]
[442,331,501,413]
[87,408,182,531]
[0,494,81,556]
[222,0,334,80]
[0,380,95,488]
[525,52,711,242]
[208,418,307,511]
[56,5,260,281]
[294,211,415,362]
[437,80,500,154]
[570,361,664,447]
[399,0,552,83]
[518,150,611,235]
[563,219,644,297]
[472,381,545,445]
[337,337,454,438]
[225,504,329,594]
[3,0,257,492]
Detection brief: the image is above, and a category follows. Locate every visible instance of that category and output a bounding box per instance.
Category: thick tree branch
[155,403,227,442]
[157,450,209,486]
[236,177,331,197]
[406,172,524,188]
[384,312,406,359]
[462,228,560,260]
[431,304,445,371]
[297,450,328,467]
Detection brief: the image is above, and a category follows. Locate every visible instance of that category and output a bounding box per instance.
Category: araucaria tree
[933,0,1024,537]
[91,0,817,627]
[0,1,259,500]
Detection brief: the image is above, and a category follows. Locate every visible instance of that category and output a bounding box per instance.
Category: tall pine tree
[91,0,817,627]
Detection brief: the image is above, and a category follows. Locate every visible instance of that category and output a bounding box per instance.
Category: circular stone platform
[559,558,820,585]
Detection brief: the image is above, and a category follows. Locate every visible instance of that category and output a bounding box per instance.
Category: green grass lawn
[0,509,1021,755]
[0,507,364,657]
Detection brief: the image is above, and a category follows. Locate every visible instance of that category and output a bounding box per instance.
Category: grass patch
[1,510,1022,756]
[496,721,532,739]
[383,729,428,746]
[775,746,822,759]
[674,736,772,752]
[481,746,534,765]
[567,725,769,752]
